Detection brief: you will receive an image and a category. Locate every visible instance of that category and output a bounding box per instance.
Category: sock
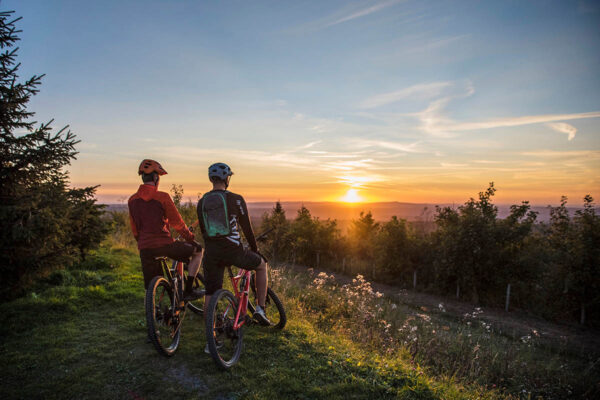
[185,276,195,293]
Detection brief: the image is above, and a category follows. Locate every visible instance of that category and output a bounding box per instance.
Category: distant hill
[104,201,593,223]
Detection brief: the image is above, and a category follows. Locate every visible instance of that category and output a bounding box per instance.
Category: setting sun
[340,188,363,203]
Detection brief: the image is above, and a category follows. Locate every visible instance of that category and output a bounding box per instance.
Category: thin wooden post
[413,270,417,289]
[456,282,460,299]
[505,283,511,312]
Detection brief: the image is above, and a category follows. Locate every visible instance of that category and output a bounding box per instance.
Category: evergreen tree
[260,201,290,263]
[0,11,106,297]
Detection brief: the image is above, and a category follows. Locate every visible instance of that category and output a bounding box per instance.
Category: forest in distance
[103,182,600,328]
[104,198,596,224]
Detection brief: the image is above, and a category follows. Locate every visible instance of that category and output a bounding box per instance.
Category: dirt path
[287,264,600,355]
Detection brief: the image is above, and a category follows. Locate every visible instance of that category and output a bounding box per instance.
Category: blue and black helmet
[208,162,234,182]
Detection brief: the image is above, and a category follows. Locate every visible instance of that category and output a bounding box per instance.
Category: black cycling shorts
[139,241,196,289]
[203,240,262,295]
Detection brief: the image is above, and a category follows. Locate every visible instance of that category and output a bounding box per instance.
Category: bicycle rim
[206,289,243,369]
[146,277,181,356]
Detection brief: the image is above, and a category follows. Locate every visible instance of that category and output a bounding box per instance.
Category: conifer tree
[0,11,106,297]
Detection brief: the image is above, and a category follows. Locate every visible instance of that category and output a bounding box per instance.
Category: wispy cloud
[289,0,404,33]
[521,150,600,158]
[325,0,404,28]
[411,80,600,136]
[443,111,600,132]
[351,138,422,153]
[360,81,452,109]
[547,122,577,140]
[298,140,322,149]
[440,162,468,168]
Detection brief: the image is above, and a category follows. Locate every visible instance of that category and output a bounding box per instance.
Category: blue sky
[6,0,600,204]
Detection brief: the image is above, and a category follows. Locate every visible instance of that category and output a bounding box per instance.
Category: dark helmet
[208,163,234,182]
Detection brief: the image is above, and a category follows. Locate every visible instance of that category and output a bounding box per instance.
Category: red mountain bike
[205,256,286,369]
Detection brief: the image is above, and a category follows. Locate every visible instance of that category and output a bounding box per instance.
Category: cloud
[297,140,322,149]
[521,150,600,158]
[546,122,577,140]
[412,80,600,136]
[351,138,422,153]
[444,111,600,132]
[440,162,468,168]
[289,0,404,33]
[359,81,452,109]
[473,160,502,164]
[325,0,404,28]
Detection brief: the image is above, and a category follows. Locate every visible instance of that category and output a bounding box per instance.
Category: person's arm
[236,195,258,252]
[129,214,139,240]
[196,198,207,238]
[127,199,139,241]
[158,192,195,242]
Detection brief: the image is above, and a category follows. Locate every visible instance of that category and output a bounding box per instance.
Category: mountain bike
[145,253,205,357]
[205,254,286,369]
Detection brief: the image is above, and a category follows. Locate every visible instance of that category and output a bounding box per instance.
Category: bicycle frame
[156,257,187,333]
[226,266,252,330]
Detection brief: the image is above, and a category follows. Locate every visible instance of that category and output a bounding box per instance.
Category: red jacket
[128,184,194,250]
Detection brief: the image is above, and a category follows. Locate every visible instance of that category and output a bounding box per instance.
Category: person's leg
[187,248,203,278]
[203,256,225,323]
[254,260,268,308]
[164,242,202,295]
[139,249,162,290]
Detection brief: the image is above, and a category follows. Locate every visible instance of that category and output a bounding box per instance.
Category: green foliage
[0,12,106,298]
[432,183,538,304]
[544,195,600,324]
[261,201,292,263]
[376,216,415,283]
[170,183,198,227]
[255,183,598,325]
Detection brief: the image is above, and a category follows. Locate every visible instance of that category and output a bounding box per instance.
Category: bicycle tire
[145,276,181,357]
[247,285,287,330]
[205,289,244,369]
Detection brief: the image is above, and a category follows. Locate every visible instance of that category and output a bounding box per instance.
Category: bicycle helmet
[138,159,167,176]
[208,162,234,181]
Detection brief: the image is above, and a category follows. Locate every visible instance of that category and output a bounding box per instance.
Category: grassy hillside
[0,244,596,399]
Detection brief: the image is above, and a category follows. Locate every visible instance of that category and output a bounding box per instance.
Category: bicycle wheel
[186,274,206,316]
[205,289,244,369]
[247,279,287,330]
[146,276,182,356]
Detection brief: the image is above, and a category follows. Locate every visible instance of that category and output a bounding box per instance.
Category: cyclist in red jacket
[128,159,203,299]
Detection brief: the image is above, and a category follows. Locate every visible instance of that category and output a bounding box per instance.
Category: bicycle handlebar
[256,228,274,242]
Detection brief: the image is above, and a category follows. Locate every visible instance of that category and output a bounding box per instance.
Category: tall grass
[269,266,599,399]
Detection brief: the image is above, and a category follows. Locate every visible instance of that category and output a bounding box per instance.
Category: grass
[278,270,599,399]
[1,243,595,399]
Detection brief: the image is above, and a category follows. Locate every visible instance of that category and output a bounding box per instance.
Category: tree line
[259,184,599,326]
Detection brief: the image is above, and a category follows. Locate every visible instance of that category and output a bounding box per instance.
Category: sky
[7,0,600,205]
